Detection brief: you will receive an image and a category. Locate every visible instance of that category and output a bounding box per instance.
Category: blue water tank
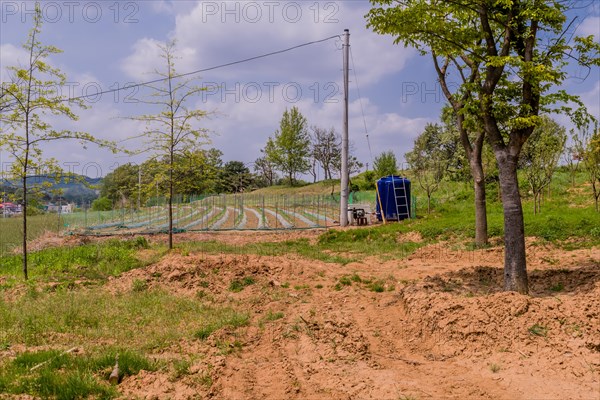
[376,176,411,221]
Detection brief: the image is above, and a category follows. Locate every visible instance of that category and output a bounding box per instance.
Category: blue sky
[1,1,599,180]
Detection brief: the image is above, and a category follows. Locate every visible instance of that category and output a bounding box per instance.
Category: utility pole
[339,29,350,227]
[138,164,141,210]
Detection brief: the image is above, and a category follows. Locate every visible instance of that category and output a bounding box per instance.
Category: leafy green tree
[373,151,397,178]
[367,2,491,244]
[562,138,580,188]
[575,125,600,212]
[406,123,457,213]
[265,107,311,186]
[100,163,140,207]
[520,117,566,214]
[217,161,252,193]
[91,197,112,211]
[0,5,114,279]
[172,148,222,196]
[129,40,209,249]
[367,0,599,293]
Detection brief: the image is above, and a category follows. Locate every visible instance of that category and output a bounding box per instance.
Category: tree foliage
[373,151,398,178]
[264,107,311,186]
[0,5,114,279]
[406,123,458,213]
[128,40,209,249]
[367,0,600,293]
[520,117,566,214]
[575,125,600,212]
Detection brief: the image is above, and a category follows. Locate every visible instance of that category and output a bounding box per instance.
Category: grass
[0,214,61,254]
[0,288,249,350]
[264,311,285,322]
[194,311,250,340]
[0,348,155,399]
[489,363,501,373]
[0,238,154,286]
[229,276,256,293]
[528,324,549,337]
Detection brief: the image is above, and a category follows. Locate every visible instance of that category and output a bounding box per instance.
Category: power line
[349,46,373,165]
[1,34,341,108]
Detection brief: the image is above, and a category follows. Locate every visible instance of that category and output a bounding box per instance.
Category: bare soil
[108,230,599,400]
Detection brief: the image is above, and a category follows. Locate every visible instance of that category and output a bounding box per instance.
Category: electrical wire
[349,46,373,166]
[1,34,341,108]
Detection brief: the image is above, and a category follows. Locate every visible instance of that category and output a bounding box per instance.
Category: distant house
[46,203,74,214]
[0,202,22,215]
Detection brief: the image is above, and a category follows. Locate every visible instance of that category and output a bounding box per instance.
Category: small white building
[47,203,74,214]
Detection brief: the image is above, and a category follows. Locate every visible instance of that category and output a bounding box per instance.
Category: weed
[315,284,323,289]
[369,281,385,293]
[265,311,285,322]
[132,279,148,292]
[550,282,564,292]
[528,324,548,337]
[216,340,243,355]
[489,363,501,373]
[229,276,255,293]
[294,284,310,290]
[339,276,352,286]
[170,359,191,380]
[281,282,290,288]
[194,311,249,340]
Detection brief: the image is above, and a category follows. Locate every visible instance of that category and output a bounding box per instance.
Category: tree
[100,163,140,207]
[406,123,456,213]
[264,107,311,186]
[575,125,600,212]
[254,155,277,187]
[520,117,566,214]
[367,0,599,294]
[562,140,581,189]
[91,197,112,211]
[373,151,397,178]
[312,126,341,180]
[129,41,209,249]
[217,161,252,193]
[0,5,113,280]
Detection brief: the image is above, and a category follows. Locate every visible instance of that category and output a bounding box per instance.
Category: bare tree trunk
[22,175,28,281]
[497,152,528,294]
[168,152,174,250]
[471,150,488,246]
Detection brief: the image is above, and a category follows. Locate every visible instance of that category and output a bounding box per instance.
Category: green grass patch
[0,238,153,284]
[229,276,256,293]
[264,311,285,322]
[528,324,548,337]
[0,288,248,350]
[194,310,250,340]
[0,348,155,399]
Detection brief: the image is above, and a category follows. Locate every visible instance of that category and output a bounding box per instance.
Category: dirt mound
[109,235,599,399]
[396,269,600,380]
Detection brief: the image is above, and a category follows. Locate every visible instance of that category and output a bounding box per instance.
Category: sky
[1,0,599,180]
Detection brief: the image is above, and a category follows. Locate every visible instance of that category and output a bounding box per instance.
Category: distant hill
[0,174,101,205]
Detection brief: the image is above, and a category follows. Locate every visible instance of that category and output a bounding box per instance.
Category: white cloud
[121,2,414,87]
[577,16,600,42]
[0,43,30,81]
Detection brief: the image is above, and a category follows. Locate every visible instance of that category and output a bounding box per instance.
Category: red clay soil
[108,231,600,400]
